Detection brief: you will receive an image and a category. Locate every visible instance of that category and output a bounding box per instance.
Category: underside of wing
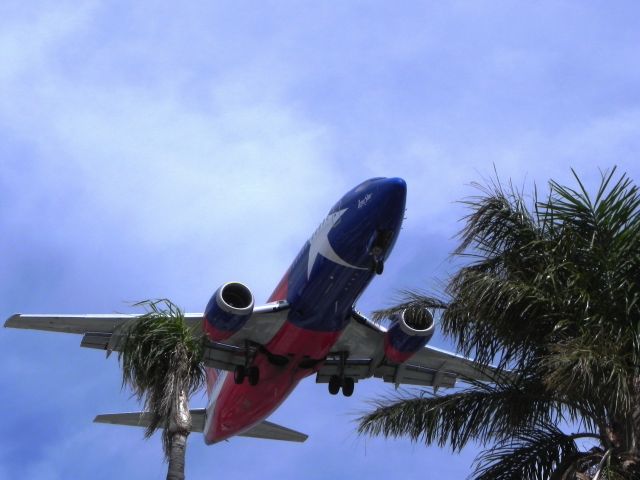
[5,301,290,364]
[410,345,498,383]
[4,313,150,334]
[4,313,204,355]
[200,301,291,372]
[316,309,497,389]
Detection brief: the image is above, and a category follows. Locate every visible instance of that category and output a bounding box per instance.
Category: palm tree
[359,168,640,479]
[118,299,205,480]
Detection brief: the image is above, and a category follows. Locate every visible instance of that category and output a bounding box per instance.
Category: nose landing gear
[371,257,384,275]
[369,229,393,275]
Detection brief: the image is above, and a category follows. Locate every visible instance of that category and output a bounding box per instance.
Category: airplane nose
[377,177,407,208]
[384,177,407,197]
[367,177,406,231]
[366,177,407,271]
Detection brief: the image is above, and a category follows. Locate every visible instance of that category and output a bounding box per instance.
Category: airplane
[5,177,494,445]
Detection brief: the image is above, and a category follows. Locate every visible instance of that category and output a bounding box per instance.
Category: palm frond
[472,424,601,480]
[360,168,640,478]
[542,337,634,417]
[358,376,576,452]
[118,299,205,459]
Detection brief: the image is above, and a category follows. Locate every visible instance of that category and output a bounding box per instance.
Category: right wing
[316,310,499,389]
[94,409,307,443]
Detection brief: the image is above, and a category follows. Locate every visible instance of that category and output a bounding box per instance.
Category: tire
[234,366,246,384]
[328,375,341,395]
[375,260,384,275]
[248,366,260,386]
[342,377,354,397]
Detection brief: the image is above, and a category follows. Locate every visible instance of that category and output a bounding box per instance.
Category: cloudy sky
[1,1,639,478]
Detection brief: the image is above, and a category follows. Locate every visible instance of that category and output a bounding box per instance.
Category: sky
[1,1,640,478]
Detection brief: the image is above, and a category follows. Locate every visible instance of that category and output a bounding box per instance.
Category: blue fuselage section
[206,177,407,443]
[275,177,407,330]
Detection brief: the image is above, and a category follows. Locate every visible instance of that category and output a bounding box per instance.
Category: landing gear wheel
[342,377,355,397]
[372,258,384,275]
[328,375,341,395]
[234,365,246,384]
[247,366,260,386]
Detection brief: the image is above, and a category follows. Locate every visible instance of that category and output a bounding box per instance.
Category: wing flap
[80,332,112,350]
[201,341,245,371]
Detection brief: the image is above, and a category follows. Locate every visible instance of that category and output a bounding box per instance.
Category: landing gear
[327,375,355,396]
[234,365,246,384]
[372,257,384,275]
[369,229,393,275]
[247,366,260,386]
[327,352,356,396]
[342,377,354,397]
[328,375,341,395]
[234,341,262,386]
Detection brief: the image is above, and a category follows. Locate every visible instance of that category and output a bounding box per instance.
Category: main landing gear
[328,375,354,397]
[327,352,355,397]
[234,365,260,386]
[234,341,261,386]
[233,341,291,386]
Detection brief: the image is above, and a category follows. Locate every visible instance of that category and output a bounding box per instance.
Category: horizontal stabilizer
[94,410,308,443]
[94,409,207,433]
[238,420,308,443]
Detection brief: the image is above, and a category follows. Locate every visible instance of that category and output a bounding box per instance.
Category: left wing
[315,310,497,389]
[4,301,290,362]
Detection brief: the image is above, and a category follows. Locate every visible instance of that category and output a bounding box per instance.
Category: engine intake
[384,308,435,364]
[203,282,254,341]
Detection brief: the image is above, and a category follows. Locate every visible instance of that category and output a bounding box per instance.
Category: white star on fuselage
[307,208,367,278]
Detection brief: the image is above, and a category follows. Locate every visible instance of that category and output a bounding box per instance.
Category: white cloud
[2,2,640,479]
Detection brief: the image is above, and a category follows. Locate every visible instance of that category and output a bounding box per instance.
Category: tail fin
[94,410,308,443]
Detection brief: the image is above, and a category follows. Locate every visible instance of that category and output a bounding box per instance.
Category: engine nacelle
[384,308,435,364]
[203,282,254,342]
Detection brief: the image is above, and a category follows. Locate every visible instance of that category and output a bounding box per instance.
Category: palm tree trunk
[166,432,189,480]
[166,390,192,480]
[625,374,640,476]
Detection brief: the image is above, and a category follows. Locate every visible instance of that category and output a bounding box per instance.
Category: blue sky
[1,1,639,478]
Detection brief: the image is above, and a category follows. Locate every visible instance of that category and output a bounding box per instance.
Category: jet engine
[383,308,435,364]
[203,282,254,342]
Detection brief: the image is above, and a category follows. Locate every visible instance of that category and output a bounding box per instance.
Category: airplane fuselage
[203,178,407,443]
